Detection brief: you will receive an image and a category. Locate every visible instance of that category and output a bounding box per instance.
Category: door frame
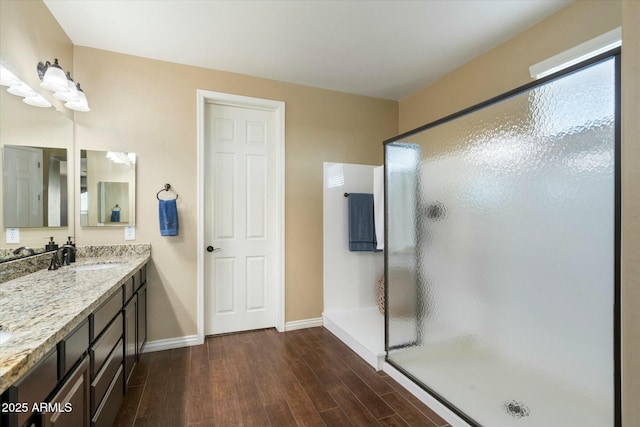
[196,90,286,343]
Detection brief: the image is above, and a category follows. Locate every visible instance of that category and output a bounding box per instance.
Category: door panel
[205,103,276,335]
[246,154,266,239]
[214,152,236,239]
[246,256,266,311]
[214,257,236,314]
[3,145,43,227]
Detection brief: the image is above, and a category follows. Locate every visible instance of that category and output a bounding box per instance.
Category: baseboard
[284,317,323,331]
[142,334,201,353]
[323,313,385,370]
[143,320,322,351]
[143,319,323,351]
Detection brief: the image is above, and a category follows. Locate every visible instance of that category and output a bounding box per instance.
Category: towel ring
[157,183,179,200]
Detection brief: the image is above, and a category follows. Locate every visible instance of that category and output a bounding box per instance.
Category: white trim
[529,27,621,79]
[285,317,323,331]
[142,335,200,353]
[383,362,471,427]
[323,313,386,370]
[196,90,286,344]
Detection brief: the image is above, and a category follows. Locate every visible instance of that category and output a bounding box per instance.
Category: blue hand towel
[348,193,380,252]
[159,198,179,236]
[110,210,120,222]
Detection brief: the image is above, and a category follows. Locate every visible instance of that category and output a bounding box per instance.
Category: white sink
[0,330,12,345]
[71,263,121,272]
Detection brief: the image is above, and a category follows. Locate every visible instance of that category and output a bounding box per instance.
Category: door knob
[207,246,215,252]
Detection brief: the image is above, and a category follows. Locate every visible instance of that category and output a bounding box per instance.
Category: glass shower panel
[386,57,616,427]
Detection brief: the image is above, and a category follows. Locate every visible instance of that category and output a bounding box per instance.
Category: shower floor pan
[389,340,611,427]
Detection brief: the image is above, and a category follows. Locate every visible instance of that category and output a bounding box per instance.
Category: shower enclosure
[385,52,620,427]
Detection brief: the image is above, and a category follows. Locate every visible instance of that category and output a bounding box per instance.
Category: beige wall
[398,0,639,425]
[399,0,621,132]
[71,47,398,339]
[622,1,640,425]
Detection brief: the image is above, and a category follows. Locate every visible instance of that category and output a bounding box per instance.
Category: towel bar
[157,183,179,200]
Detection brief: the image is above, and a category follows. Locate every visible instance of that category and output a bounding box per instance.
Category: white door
[3,146,43,227]
[204,103,277,335]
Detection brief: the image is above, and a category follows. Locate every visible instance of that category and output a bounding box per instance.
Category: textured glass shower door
[385,55,618,427]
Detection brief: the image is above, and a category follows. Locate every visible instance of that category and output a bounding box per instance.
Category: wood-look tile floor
[114,327,451,427]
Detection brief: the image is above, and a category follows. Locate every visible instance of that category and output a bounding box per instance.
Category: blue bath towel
[348,193,380,252]
[159,198,179,236]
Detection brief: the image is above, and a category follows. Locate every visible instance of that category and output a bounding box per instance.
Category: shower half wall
[385,52,620,427]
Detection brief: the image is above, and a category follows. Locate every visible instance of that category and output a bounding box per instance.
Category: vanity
[0,246,150,427]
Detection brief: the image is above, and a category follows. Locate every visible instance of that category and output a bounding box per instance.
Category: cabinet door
[42,357,90,427]
[3,348,57,427]
[123,295,137,387]
[137,283,147,356]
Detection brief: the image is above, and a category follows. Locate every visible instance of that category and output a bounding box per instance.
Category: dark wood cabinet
[1,349,57,427]
[58,320,89,381]
[1,262,149,427]
[123,295,137,387]
[90,340,122,415]
[90,366,123,427]
[137,283,147,356]
[42,357,90,427]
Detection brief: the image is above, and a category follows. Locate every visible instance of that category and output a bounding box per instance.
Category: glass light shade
[65,89,90,112]
[7,83,37,97]
[23,94,52,108]
[53,75,80,102]
[40,60,69,92]
[0,65,21,87]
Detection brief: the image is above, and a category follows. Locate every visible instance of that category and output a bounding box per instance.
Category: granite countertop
[0,252,150,394]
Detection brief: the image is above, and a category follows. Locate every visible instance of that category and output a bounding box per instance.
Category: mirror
[3,145,68,228]
[80,150,136,226]
[0,87,74,262]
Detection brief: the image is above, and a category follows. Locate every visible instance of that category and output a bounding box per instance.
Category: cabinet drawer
[91,289,123,342]
[91,339,123,414]
[43,357,90,427]
[58,319,89,380]
[122,276,134,304]
[4,349,57,427]
[90,365,123,427]
[90,314,122,378]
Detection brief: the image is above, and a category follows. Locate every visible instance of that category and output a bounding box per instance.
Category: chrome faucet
[48,245,77,270]
[12,246,35,256]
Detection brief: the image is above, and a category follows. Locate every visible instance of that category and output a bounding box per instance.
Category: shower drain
[503,400,530,418]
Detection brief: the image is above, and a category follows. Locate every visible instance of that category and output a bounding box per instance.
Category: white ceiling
[43,0,572,101]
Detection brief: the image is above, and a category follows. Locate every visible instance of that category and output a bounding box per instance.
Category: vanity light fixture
[1,64,52,108]
[23,94,52,108]
[53,72,80,102]
[106,151,135,166]
[64,83,90,112]
[6,82,37,98]
[0,64,20,86]
[38,59,69,92]
[37,59,90,112]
